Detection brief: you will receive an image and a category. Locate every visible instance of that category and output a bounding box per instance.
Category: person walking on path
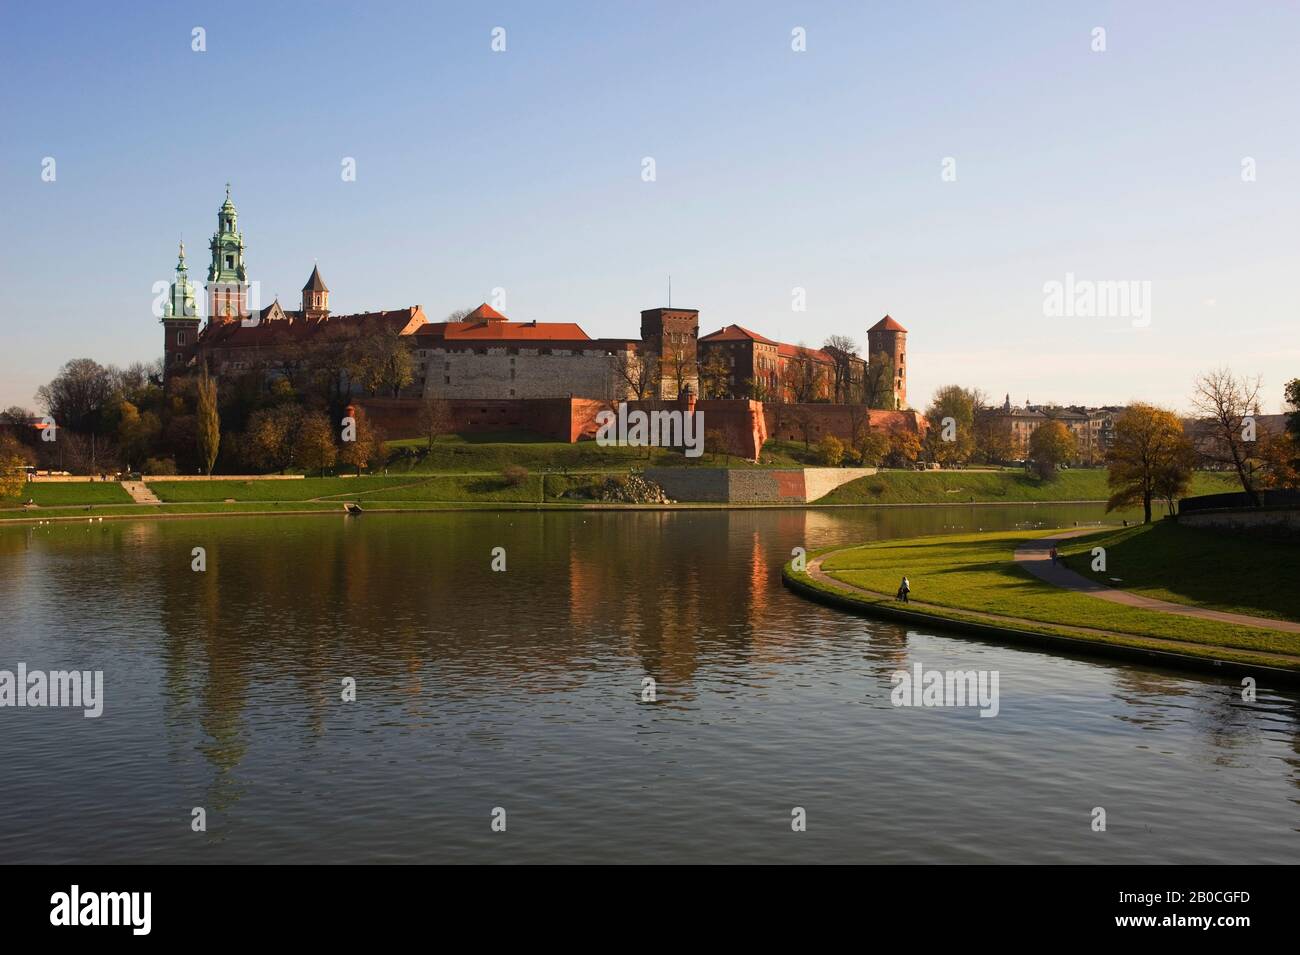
[1049,545,1058,566]
[897,576,911,603]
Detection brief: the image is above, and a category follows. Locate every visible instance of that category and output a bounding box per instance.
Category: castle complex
[159,189,916,451]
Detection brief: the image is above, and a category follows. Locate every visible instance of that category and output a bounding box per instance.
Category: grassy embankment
[7,482,135,507]
[818,468,1240,505]
[1056,520,1300,623]
[381,433,815,472]
[788,528,1300,671]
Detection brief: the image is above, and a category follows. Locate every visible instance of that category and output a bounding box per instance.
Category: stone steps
[121,481,162,504]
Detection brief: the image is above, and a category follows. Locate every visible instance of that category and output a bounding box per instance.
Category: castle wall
[623,398,768,461]
[412,346,636,401]
[763,405,925,445]
[356,396,608,443]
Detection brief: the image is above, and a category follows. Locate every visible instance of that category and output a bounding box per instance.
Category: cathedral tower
[161,240,200,376]
[206,183,249,324]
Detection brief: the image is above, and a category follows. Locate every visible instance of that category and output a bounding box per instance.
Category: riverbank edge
[781,560,1300,686]
[0,497,1119,525]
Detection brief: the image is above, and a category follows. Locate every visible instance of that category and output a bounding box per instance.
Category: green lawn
[817,468,1240,505]
[147,476,419,502]
[1,482,133,508]
[1056,520,1300,623]
[383,433,816,473]
[814,530,1300,659]
[148,472,612,505]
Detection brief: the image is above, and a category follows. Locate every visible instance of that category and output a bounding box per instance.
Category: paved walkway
[120,481,161,504]
[1015,529,1300,634]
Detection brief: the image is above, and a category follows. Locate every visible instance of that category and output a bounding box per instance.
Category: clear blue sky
[2,1,1297,412]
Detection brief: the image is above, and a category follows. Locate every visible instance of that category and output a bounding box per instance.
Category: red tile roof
[699,324,778,346]
[777,342,834,363]
[464,303,507,322]
[415,319,592,342]
[868,314,907,333]
[198,307,425,347]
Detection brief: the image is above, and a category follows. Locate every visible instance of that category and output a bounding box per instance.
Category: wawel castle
[160,188,910,409]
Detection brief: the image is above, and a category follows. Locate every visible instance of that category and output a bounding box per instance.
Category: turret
[302,264,329,321]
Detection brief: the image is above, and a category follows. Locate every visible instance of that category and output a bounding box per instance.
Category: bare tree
[418,396,455,450]
[822,335,858,403]
[862,351,894,409]
[35,358,114,435]
[698,350,731,398]
[1190,367,1264,505]
[613,348,658,400]
[782,345,820,403]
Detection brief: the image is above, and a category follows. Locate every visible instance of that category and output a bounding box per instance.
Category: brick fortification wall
[763,405,925,445]
[354,396,918,462]
[623,398,767,461]
[357,397,608,443]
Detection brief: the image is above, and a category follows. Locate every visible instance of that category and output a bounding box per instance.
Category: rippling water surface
[1,505,1296,863]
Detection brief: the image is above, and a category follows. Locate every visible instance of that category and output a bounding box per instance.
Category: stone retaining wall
[1179,508,1300,534]
[645,467,876,503]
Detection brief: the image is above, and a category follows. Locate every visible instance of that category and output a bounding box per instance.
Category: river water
[0,504,1296,863]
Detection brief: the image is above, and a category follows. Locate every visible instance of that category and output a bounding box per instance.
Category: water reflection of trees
[10,506,1294,802]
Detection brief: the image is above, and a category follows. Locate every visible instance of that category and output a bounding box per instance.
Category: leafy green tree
[1029,419,1075,480]
[1284,378,1300,441]
[924,385,977,466]
[1105,403,1193,524]
[816,434,845,467]
[853,429,889,467]
[246,405,298,473]
[0,432,34,500]
[294,411,337,476]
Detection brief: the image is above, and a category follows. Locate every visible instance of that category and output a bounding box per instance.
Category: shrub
[502,464,529,487]
[143,456,178,476]
[816,435,845,467]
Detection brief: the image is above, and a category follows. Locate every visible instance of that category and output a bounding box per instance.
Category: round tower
[866,314,908,409]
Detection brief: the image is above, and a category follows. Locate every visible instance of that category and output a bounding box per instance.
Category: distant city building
[992,395,1123,465]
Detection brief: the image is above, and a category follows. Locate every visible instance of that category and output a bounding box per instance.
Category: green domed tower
[205,183,250,324]
[161,239,200,375]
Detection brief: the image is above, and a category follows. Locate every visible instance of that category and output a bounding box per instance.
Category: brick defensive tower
[866,314,908,409]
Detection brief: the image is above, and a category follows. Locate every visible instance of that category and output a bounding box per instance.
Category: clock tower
[205,183,250,324]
